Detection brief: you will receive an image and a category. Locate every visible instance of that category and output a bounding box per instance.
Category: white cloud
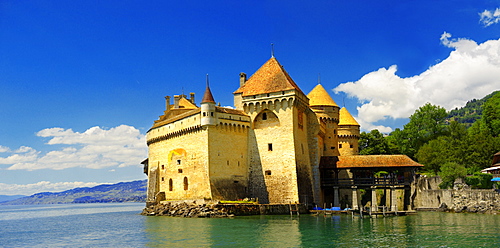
[0,125,147,171]
[334,33,500,132]
[0,181,101,195]
[480,8,500,27]
[0,145,10,153]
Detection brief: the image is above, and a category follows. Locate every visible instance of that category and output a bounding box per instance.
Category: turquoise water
[1,203,499,247]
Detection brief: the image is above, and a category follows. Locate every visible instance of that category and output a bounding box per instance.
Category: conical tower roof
[307,84,338,107]
[201,84,215,103]
[234,57,304,96]
[339,107,359,126]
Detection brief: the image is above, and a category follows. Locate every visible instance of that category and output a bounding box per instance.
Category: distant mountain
[447,91,499,127]
[0,195,26,203]
[0,180,147,205]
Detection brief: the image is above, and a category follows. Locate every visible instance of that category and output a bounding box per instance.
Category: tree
[438,162,467,189]
[359,129,393,155]
[461,130,500,173]
[415,137,451,175]
[389,103,448,158]
[482,91,500,137]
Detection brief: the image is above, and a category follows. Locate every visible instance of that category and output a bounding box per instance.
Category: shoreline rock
[141,201,234,218]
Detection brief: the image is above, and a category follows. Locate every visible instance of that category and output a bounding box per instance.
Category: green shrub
[465,173,493,189]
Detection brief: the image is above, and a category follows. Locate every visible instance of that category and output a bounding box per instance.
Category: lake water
[1,203,499,247]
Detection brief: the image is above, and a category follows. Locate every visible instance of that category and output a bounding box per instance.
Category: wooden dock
[310,209,417,218]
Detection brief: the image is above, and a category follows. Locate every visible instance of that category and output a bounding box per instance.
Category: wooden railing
[321,177,410,187]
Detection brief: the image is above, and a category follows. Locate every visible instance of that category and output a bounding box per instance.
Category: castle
[144,56,422,210]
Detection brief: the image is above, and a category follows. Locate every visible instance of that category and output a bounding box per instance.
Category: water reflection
[144,215,303,247]
[143,212,500,247]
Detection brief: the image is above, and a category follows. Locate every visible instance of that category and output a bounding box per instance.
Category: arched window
[254,110,279,129]
[183,177,189,190]
[169,179,173,191]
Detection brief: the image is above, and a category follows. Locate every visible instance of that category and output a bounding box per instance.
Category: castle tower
[307,84,340,157]
[338,107,360,156]
[233,57,317,204]
[201,80,216,126]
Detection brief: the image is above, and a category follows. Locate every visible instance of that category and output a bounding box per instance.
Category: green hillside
[447,91,499,127]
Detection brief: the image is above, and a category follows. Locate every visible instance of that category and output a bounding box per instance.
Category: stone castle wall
[337,125,359,156]
[207,124,249,200]
[147,113,212,201]
[248,100,299,204]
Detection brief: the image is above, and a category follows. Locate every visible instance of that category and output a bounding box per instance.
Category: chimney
[165,96,171,110]
[190,92,195,104]
[174,95,180,109]
[239,72,247,87]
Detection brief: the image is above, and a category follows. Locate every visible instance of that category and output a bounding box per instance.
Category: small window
[350,144,354,148]
[227,160,229,165]
[268,143,273,151]
[177,160,181,165]
[339,144,343,148]
[161,165,165,170]
[331,147,335,150]
[169,179,173,191]
[184,177,188,190]
[178,169,183,173]
[265,170,272,175]
[262,113,267,120]
[234,181,239,183]
[203,112,206,117]
[211,112,214,116]
[161,177,164,181]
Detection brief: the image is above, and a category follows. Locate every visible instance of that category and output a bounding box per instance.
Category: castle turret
[201,78,216,126]
[307,84,340,156]
[338,107,360,156]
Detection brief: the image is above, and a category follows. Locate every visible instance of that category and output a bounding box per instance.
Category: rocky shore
[141,201,234,218]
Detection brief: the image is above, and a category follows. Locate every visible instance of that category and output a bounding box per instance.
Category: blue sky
[1,1,500,195]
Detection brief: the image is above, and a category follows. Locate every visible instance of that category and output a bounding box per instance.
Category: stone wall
[414,176,500,213]
[247,98,300,204]
[208,124,249,201]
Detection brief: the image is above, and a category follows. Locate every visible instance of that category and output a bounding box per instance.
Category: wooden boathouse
[319,155,423,212]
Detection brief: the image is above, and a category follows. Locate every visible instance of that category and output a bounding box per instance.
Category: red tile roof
[201,85,215,103]
[215,106,248,116]
[233,57,304,96]
[336,155,423,169]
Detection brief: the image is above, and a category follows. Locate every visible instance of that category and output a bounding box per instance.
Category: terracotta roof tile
[151,109,200,129]
[307,84,338,107]
[234,57,304,96]
[201,85,215,103]
[336,155,423,169]
[215,106,248,116]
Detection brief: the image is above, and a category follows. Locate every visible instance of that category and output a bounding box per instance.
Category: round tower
[338,107,360,156]
[201,80,216,126]
[307,84,340,156]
